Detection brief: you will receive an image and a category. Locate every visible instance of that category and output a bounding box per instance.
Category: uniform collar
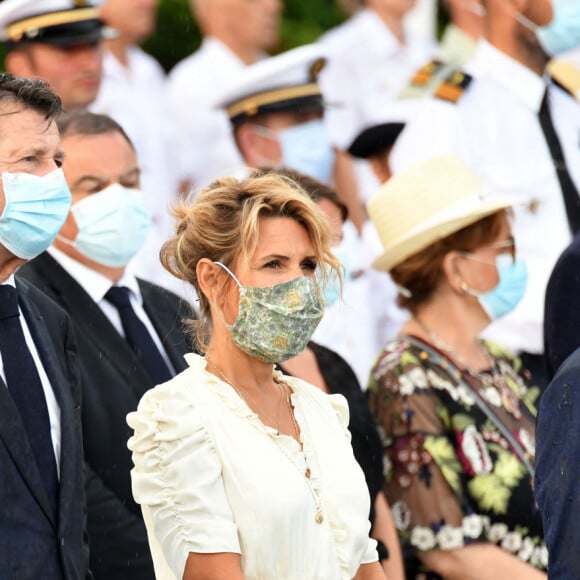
[438,24,478,66]
[202,36,259,69]
[468,40,546,113]
[354,8,402,56]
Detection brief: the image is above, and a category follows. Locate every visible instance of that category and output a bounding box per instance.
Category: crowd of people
[0,0,579,578]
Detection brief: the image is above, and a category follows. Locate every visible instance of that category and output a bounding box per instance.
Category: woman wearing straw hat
[366,155,547,579]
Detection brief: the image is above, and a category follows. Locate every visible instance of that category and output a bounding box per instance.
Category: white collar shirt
[319,8,436,149]
[47,247,175,373]
[166,37,249,192]
[0,274,61,475]
[391,40,580,354]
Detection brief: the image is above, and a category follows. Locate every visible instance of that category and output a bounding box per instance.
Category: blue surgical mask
[463,254,528,321]
[278,119,334,184]
[58,183,152,267]
[320,243,351,307]
[0,168,71,259]
[517,0,580,56]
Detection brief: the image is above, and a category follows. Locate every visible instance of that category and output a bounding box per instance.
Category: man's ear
[5,49,34,77]
[369,148,393,184]
[236,123,261,166]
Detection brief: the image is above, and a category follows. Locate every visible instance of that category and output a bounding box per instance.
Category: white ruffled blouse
[127,353,377,580]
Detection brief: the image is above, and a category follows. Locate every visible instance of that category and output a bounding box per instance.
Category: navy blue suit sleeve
[535,348,580,579]
[544,236,580,379]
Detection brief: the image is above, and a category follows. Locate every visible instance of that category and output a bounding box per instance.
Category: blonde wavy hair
[161,171,341,351]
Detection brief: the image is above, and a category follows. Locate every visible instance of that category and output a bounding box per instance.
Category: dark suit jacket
[19,252,195,580]
[0,277,90,579]
[535,346,580,579]
[544,233,580,380]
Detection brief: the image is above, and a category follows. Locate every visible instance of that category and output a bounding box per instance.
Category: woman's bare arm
[371,492,405,580]
[183,552,244,580]
[420,543,546,580]
[354,561,387,579]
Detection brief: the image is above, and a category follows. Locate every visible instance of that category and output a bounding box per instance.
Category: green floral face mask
[215,261,324,363]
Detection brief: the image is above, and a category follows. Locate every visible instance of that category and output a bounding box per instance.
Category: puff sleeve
[127,384,240,580]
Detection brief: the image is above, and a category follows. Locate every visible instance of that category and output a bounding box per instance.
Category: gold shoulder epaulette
[409,59,445,87]
[434,69,473,103]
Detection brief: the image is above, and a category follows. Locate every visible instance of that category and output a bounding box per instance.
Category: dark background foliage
[143,0,349,73]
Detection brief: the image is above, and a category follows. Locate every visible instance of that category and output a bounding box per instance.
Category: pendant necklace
[205,359,324,524]
[413,317,522,419]
[205,359,284,434]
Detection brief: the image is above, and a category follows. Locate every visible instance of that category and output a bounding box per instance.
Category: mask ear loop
[212,261,244,331]
[214,261,243,289]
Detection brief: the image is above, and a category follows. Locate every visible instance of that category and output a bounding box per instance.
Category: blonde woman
[127,173,385,580]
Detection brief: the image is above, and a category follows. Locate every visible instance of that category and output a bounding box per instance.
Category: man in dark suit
[535,345,580,578]
[543,235,580,380]
[19,111,196,580]
[0,74,90,577]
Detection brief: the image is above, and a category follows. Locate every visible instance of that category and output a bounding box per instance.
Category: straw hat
[367,154,515,272]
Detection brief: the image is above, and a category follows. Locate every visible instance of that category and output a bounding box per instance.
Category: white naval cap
[216,44,327,126]
[0,0,109,45]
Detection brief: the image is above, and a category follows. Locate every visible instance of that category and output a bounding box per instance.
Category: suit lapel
[26,253,152,391]
[139,280,191,373]
[1,285,57,526]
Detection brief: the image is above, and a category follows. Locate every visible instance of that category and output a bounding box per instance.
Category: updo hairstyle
[160,171,340,351]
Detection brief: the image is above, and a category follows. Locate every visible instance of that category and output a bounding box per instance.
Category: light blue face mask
[319,242,351,308]
[517,0,580,56]
[0,168,72,259]
[278,119,335,184]
[462,254,528,321]
[59,183,152,267]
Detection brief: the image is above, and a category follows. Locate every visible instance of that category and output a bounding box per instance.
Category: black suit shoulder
[18,253,195,580]
[544,234,580,379]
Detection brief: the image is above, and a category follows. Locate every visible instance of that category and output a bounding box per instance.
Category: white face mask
[252,119,334,184]
[516,0,580,57]
[58,183,152,267]
[0,168,71,259]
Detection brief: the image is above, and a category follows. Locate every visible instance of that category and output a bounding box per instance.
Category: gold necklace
[278,380,323,523]
[206,360,285,435]
[206,359,324,524]
[413,317,522,419]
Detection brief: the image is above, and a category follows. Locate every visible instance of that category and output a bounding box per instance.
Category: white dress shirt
[90,47,185,296]
[0,275,61,474]
[391,40,580,355]
[166,37,249,193]
[319,8,435,151]
[48,247,175,373]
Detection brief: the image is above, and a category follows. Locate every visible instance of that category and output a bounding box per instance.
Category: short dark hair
[57,110,135,150]
[0,73,62,120]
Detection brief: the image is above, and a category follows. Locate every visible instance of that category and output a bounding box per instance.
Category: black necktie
[104,286,172,385]
[538,89,580,234]
[0,285,58,512]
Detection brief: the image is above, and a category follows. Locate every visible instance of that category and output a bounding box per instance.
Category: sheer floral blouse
[127,353,377,580]
[367,336,547,579]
